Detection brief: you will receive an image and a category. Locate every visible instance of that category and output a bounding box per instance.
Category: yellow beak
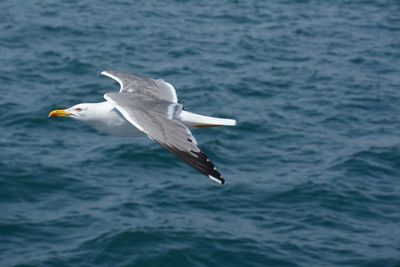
[48,109,71,118]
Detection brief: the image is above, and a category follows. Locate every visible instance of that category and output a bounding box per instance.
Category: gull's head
[48,103,90,121]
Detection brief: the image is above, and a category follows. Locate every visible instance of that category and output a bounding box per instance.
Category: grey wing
[104,92,225,185]
[101,70,178,103]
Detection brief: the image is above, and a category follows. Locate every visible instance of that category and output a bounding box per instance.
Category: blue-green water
[1,1,400,266]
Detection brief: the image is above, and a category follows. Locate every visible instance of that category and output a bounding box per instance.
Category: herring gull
[49,71,236,185]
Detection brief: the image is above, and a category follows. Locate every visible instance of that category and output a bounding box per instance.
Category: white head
[48,103,93,121]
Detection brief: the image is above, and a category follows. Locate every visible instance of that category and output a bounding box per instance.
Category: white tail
[178,110,236,128]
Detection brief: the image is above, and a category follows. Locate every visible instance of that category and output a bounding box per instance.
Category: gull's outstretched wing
[101,71,178,103]
[104,92,225,185]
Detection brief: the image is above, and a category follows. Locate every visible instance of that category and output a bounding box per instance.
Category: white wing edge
[209,175,224,185]
[157,79,178,103]
[101,71,123,92]
[103,93,145,133]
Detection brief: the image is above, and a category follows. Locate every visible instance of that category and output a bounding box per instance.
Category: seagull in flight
[49,71,236,185]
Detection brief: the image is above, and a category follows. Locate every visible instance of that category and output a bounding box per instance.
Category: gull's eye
[75,108,82,112]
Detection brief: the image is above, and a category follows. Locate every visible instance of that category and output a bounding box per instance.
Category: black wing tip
[158,142,227,186]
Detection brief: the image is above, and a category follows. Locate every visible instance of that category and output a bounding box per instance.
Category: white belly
[89,107,144,137]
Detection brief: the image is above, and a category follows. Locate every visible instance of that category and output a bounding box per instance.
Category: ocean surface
[1,1,400,266]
